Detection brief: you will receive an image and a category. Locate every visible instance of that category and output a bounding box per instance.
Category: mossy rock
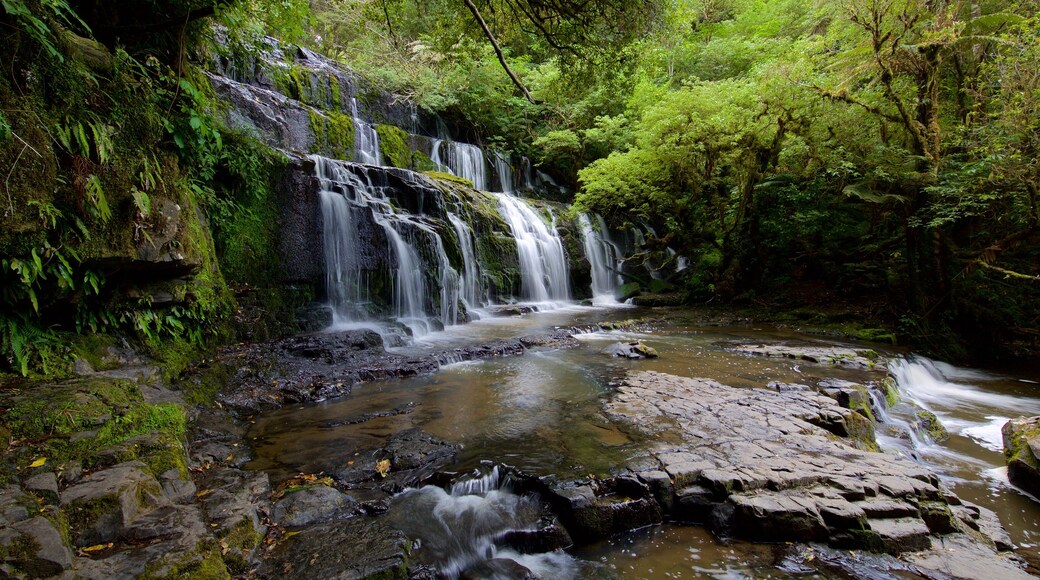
[1002,416,1040,498]
[424,171,474,189]
[914,410,949,443]
[617,282,641,301]
[374,124,411,169]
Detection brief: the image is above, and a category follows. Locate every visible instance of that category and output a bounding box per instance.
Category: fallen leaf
[29,458,46,468]
[80,543,112,553]
[376,459,391,478]
[195,489,214,498]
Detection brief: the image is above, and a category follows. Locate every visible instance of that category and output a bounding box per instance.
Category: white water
[495,152,514,194]
[440,141,488,190]
[495,193,571,304]
[578,213,623,305]
[314,155,465,340]
[886,355,1040,475]
[447,212,486,315]
[350,98,381,165]
[393,467,580,579]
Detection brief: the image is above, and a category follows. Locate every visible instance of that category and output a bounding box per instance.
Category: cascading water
[391,467,580,579]
[447,212,486,314]
[495,193,570,304]
[888,356,1040,454]
[495,152,514,194]
[441,141,488,190]
[350,98,382,165]
[578,213,623,305]
[314,155,464,339]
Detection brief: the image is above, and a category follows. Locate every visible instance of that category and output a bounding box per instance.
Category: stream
[244,306,1040,578]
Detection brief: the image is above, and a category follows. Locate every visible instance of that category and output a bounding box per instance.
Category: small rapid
[391,467,581,579]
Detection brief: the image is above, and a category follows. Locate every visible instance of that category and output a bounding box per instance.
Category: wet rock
[914,410,949,443]
[60,461,168,547]
[1002,416,1040,498]
[159,468,197,504]
[718,342,886,371]
[23,472,59,503]
[272,485,356,527]
[498,517,572,554]
[607,371,1017,564]
[460,558,535,579]
[333,428,460,491]
[260,516,409,579]
[538,476,662,543]
[904,534,1033,579]
[602,341,659,359]
[0,516,73,577]
[0,485,30,525]
[194,467,270,539]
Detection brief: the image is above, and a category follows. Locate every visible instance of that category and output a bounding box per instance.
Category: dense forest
[2,0,1039,377]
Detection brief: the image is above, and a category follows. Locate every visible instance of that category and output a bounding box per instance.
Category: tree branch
[462,0,541,105]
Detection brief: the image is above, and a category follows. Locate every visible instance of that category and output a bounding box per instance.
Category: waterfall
[430,139,448,172]
[578,213,622,305]
[447,212,486,314]
[882,356,1040,458]
[350,98,381,165]
[495,193,570,304]
[442,142,488,190]
[495,153,514,194]
[314,155,464,339]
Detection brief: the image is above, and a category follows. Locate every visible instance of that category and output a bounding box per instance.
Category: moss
[141,539,230,580]
[882,377,899,408]
[844,411,879,451]
[374,124,411,169]
[914,410,949,443]
[1002,420,1040,468]
[64,496,119,534]
[326,112,355,161]
[308,109,327,155]
[412,150,436,172]
[424,171,473,188]
[71,334,121,372]
[218,517,262,574]
[329,75,342,109]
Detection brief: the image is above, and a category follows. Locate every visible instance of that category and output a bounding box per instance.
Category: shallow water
[246,305,1040,576]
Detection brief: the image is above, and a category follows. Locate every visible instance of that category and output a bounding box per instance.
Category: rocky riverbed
[2,322,1038,578]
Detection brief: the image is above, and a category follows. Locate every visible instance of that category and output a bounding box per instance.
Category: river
[244,305,1040,578]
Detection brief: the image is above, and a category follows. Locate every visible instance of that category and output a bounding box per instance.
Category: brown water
[245,305,1040,577]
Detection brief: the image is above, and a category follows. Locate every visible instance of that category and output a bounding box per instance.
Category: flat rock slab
[260,516,409,579]
[718,342,886,370]
[607,371,1024,573]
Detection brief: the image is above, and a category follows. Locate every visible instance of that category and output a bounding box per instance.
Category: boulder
[60,461,167,547]
[602,341,659,359]
[1002,416,1040,498]
[0,516,73,577]
[271,485,356,527]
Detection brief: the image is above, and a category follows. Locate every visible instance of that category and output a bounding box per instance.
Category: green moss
[882,377,899,408]
[141,539,230,580]
[329,75,341,109]
[327,112,356,160]
[424,171,473,188]
[844,411,879,451]
[308,110,327,154]
[1002,420,1040,468]
[218,517,262,574]
[374,124,412,169]
[914,410,949,442]
[65,496,119,533]
[413,150,435,172]
[71,334,121,372]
